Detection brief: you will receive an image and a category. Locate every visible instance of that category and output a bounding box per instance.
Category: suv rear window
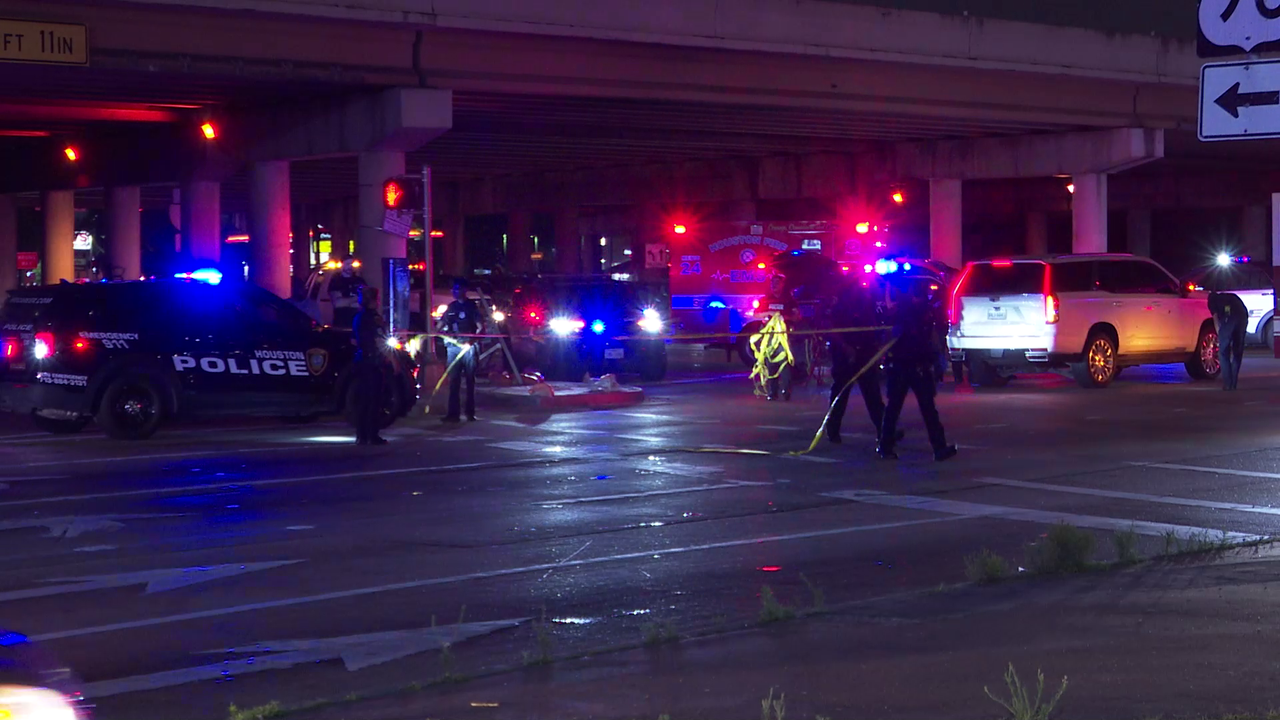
[961,263,1045,296]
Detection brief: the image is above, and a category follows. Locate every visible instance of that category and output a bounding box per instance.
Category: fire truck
[666,220,896,365]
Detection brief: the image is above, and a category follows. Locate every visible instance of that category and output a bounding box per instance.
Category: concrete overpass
[0,0,1268,301]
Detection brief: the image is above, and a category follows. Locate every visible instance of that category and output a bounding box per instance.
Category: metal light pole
[421,164,433,333]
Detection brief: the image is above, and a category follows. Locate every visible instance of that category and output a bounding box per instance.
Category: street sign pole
[421,164,433,336]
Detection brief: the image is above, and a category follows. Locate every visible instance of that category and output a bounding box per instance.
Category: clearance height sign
[0,18,87,65]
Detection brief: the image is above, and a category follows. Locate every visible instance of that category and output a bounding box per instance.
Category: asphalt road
[6,346,1280,719]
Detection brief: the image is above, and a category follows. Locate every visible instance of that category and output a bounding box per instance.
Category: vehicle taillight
[1045,294,1060,324]
[33,332,54,360]
[72,338,89,351]
[949,265,972,326]
[2,338,18,359]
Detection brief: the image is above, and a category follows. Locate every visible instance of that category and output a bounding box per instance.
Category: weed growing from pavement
[643,621,681,646]
[800,573,825,611]
[964,548,1011,584]
[984,663,1067,720]
[523,606,554,666]
[1026,523,1096,574]
[760,687,787,720]
[227,703,284,720]
[1113,526,1140,565]
[758,585,796,623]
[436,605,467,682]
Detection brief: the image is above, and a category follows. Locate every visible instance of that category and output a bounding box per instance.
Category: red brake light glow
[991,260,1013,267]
[1045,294,1060,324]
[949,264,973,325]
[2,339,16,358]
[73,339,88,351]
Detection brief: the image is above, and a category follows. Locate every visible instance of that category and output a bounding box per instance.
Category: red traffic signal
[382,176,424,211]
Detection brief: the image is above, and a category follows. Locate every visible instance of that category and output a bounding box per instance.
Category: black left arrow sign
[1215,81,1280,119]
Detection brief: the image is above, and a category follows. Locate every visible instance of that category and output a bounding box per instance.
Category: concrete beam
[895,128,1164,180]
[243,88,453,162]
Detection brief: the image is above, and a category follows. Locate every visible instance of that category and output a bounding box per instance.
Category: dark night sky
[820,0,1198,39]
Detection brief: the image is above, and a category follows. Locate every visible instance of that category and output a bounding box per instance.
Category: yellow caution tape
[790,337,897,456]
[423,343,474,415]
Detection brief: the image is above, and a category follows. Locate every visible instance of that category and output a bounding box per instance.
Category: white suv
[947,254,1219,388]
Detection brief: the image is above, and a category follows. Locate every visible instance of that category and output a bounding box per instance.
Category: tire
[968,360,1010,388]
[95,374,166,440]
[1185,324,1221,381]
[639,347,668,382]
[32,415,90,435]
[1072,332,1119,389]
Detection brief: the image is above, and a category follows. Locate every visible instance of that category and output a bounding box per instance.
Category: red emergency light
[891,190,905,205]
[429,229,445,238]
[672,224,688,235]
[200,122,218,140]
[63,146,79,162]
[855,222,870,234]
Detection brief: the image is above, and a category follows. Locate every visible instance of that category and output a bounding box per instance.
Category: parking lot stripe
[535,480,768,506]
[977,476,1280,516]
[825,490,1264,541]
[30,516,964,642]
[1135,462,1280,481]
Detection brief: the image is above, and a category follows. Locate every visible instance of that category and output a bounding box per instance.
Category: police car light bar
[174,268,223,285]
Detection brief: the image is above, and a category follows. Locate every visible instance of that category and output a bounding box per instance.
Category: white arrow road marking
[0,513,184,538]
[31,517,961,642]
[80,619,527,698]
[825,490,1265,542]
[0,560,303,603]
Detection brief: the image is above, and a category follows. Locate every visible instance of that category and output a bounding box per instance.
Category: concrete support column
[248,160,292,298]
[180,180,221,263]
[106,186,141,281]
[1025,211,1049,256]
[1242,205,1269,260]
[357,151,406,302]
[1126,208,1152,257]
[441,216,466,277]
[507,210,533,273]
[929,179,962,268]
[1071,173,1108,254]
[0,196,16,295]
[42,190,75,284]
[554,208,581,275]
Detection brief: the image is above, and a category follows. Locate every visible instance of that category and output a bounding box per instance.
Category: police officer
[1209,290,1248,390]
[351,285,388,445]
[761,274,797,401]
[438,277,482,422]
[329,258,365,328]
[878,277,958,461]
[826,279,892,445]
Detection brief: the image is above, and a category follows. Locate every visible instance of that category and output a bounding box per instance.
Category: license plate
[987,307,1007,321]
[604,348,624,359]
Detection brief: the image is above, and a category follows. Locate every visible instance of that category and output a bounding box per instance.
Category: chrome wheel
[1087,337,1116,385]
[1200,330,1220,376]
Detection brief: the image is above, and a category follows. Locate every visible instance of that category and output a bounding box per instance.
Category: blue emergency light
[874,259,900,275]
[174,268,223,285]
[590,319,606,335]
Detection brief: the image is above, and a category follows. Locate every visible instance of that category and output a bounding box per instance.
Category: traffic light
[382,176,424,211]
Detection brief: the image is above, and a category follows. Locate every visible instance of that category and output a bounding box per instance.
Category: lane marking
[975,423,1009,429]
[0,475,68,483]
[616,434,664,443]
[0,560,303,603]
[1134,462,1280,481]
[536,480,767,506]
[978,476,1280,516]
[30,516,962,642]
[82,619,526,698]
[11,445,287,468]
[756,425,799,431]
[0,513,184,538]
[825,490,1264,541]
[0,462,493,509]
[785,455,839,464]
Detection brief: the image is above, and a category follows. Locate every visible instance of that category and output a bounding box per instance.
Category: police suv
[0,276,418,439]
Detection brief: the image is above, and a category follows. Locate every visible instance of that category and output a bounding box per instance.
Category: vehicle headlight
[638,308,663,333]
[492,310,506,323]
[0,685,80,720]
[431,303,448,319]
[386,337,403,350]
[405,336,423,356]
[32,337,51,360]
[548,317,584,336]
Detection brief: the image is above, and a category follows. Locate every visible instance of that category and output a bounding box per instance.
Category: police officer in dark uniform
[878,277,958,461]
[1209,290,1249,390]
[826,279,892,445]
[439,277,482,422]
[351,285,388,445]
